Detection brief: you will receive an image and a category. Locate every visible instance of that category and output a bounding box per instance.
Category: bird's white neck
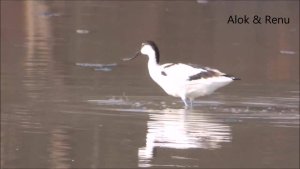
[147,53,159,69]
[146,52,162,90]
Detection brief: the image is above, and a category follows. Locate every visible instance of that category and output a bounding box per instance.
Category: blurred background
[1,1,299,168]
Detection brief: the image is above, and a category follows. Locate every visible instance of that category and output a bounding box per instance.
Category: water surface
[1,1,299,168]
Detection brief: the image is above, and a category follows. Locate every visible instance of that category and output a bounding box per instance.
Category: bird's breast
[147,66,185,98]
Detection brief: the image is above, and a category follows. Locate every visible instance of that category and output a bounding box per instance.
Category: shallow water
[1,1,299,168]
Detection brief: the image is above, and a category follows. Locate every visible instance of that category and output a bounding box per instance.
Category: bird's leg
[189,98,194,108]
[181,97,189,109]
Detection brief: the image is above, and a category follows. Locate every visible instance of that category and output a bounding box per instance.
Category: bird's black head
[141,41,160,63]
[122,40,160,63]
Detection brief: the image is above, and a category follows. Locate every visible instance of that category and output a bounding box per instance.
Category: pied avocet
[123,41,240,108]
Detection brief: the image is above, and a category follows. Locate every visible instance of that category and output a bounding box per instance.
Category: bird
[123,41,240,108]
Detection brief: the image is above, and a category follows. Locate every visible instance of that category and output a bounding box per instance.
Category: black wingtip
[223,74,241,80]
[233,77,241,80]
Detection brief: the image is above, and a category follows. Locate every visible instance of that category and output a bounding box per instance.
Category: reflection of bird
[124,41,240,107]
[138,109,231,167]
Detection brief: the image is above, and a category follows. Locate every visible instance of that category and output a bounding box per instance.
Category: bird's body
[124,41,240,107]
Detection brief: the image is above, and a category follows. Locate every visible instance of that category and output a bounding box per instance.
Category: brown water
[1,1,299,168]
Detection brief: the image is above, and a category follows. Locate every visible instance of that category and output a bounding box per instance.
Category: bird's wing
[160,63,224,81]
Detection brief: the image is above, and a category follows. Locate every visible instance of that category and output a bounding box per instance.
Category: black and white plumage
[124,41,240,108]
